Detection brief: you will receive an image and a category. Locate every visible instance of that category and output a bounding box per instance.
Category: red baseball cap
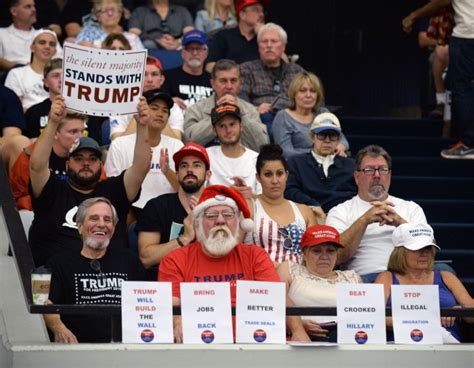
[146,56,163,72]
[300,225,344,250]
[235,0,269,14]
[173,142,210,170]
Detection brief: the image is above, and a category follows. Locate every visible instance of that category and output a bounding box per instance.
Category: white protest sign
[121,281,173,343]
[337,283,386,344]
[391,285,443,344]
[62,42,147,116]
[180,282,233,344]
[235,280,286,344]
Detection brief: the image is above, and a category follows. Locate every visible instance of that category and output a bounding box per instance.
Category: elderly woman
[272,71,349,158]
[245,144,317,264]
[375,222,474,342]
[76,0,144,50]
[277,224,361,341]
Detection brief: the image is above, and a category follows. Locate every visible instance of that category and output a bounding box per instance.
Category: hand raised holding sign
[135,97,150,126]
[49,96,67,126]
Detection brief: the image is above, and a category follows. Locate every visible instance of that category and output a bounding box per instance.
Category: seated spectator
[24,58,63,138]
[207,103,261,197]
[5,28,60,111]
[238,23,305,135]
[43,197,146,343]
[285,112,357,215]
[0,0,37,72]
[195,0,237,35]
[206,0,265,72]
[375,222,474,343]
[28,95,151,266]
[326,145,428,283]
[10,112,87,211]
[137,142,211,270]
[109,56,184,141]
[76,0,144,50]
[0,85,26,151]
[244,144,317,263]
[184,58,269,152]
[159,184,310,342]
[105,89,183,212]
[101,31,132,49]
[272,71,349,158]
[161,30,213,110]
[277,225,362,342]
[128,0,193,50]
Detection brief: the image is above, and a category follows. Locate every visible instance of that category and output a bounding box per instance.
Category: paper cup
[31,270,51,305]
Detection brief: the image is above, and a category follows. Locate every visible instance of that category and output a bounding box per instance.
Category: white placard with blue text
[235,280,286,344]
[180,282,233,344]
[337,283,387,344]
[391,285,442,344]
[121,281,173,343]
[62,42,147,116]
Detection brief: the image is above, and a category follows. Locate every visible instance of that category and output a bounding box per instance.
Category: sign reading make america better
[62,42,147,116]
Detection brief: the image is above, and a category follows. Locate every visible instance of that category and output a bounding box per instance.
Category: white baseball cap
[392,223,440,251]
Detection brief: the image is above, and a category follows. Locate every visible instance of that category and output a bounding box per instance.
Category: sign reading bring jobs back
[62,42,147,116]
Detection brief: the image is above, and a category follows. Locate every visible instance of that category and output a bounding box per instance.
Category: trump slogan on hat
[62,42,147,116]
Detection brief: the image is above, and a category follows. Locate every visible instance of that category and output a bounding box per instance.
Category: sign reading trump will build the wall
[62,42,147,116]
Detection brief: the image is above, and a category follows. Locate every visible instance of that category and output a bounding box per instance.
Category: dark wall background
[267,0,431,116]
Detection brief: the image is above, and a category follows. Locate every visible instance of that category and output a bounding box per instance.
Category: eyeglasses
[90,259,105,280]
[97,7,120,15]
[278,227,294,251]
[203,210,236,221]
[358,167,391,176]
[184,46,207,53]
[273,80,281,94]
[315,132,339,141]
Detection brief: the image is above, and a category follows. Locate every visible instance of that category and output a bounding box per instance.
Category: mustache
[209,225,231,237]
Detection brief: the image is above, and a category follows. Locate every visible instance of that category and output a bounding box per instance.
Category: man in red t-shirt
[159,184,309,342]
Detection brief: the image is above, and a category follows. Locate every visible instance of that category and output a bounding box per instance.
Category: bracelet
[176,236,185,247]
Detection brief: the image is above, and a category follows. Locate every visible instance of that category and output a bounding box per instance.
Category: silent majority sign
[62,42,148,116]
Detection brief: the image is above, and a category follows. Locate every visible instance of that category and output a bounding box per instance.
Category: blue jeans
[445,37,474,146]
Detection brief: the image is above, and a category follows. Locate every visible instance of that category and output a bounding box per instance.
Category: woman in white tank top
[245,144,317,264]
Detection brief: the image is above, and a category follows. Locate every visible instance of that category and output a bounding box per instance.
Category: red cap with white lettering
[300,225,344,250]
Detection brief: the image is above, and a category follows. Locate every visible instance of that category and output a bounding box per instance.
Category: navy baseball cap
[182,30,208,46]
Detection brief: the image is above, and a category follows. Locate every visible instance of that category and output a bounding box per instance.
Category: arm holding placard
[172,297,183,343]
[123,97,152,202]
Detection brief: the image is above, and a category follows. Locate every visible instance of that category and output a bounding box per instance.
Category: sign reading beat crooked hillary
[62,42,147,116]
[121,281,173,343]
[235,280,286,344]
[337,283,387,344]
[391,285,443,344]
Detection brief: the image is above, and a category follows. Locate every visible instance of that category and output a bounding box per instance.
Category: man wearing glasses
[44,197,146,343]
[162,30,213,110]
[285,113,356,222]
[159,184,310,342]
[326,145,428,283]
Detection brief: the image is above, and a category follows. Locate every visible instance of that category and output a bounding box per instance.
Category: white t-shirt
[0,25,63,65]
[452,0,474,39]
[4,65,48,110]
[206,145,261,195]
[104,134,184,209]
[325,195,427,276]
[109,104,184,137]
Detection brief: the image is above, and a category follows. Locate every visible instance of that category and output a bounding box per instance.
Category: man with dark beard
[29,95,151,266]
[159,184,310,343]
[136,142,211,274]
[43,197,146,343]
[326,145,428,283]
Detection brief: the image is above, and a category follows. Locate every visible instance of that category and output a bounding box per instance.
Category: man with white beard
[326,145,428,283]
[43,197,145,343]
[159,184,310,342]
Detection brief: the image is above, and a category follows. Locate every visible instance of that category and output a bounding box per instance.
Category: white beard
[85,236,110,250]
[197,223,239,257]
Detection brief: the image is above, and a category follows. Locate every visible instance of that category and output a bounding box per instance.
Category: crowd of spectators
[0,0,473,344]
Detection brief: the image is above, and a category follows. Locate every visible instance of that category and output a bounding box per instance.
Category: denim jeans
[445,37,474,146]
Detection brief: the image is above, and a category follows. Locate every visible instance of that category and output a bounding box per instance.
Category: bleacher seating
[343,116,474,294]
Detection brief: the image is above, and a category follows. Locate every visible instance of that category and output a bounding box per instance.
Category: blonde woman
[195,0,237,34]
[272,71,349,158]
